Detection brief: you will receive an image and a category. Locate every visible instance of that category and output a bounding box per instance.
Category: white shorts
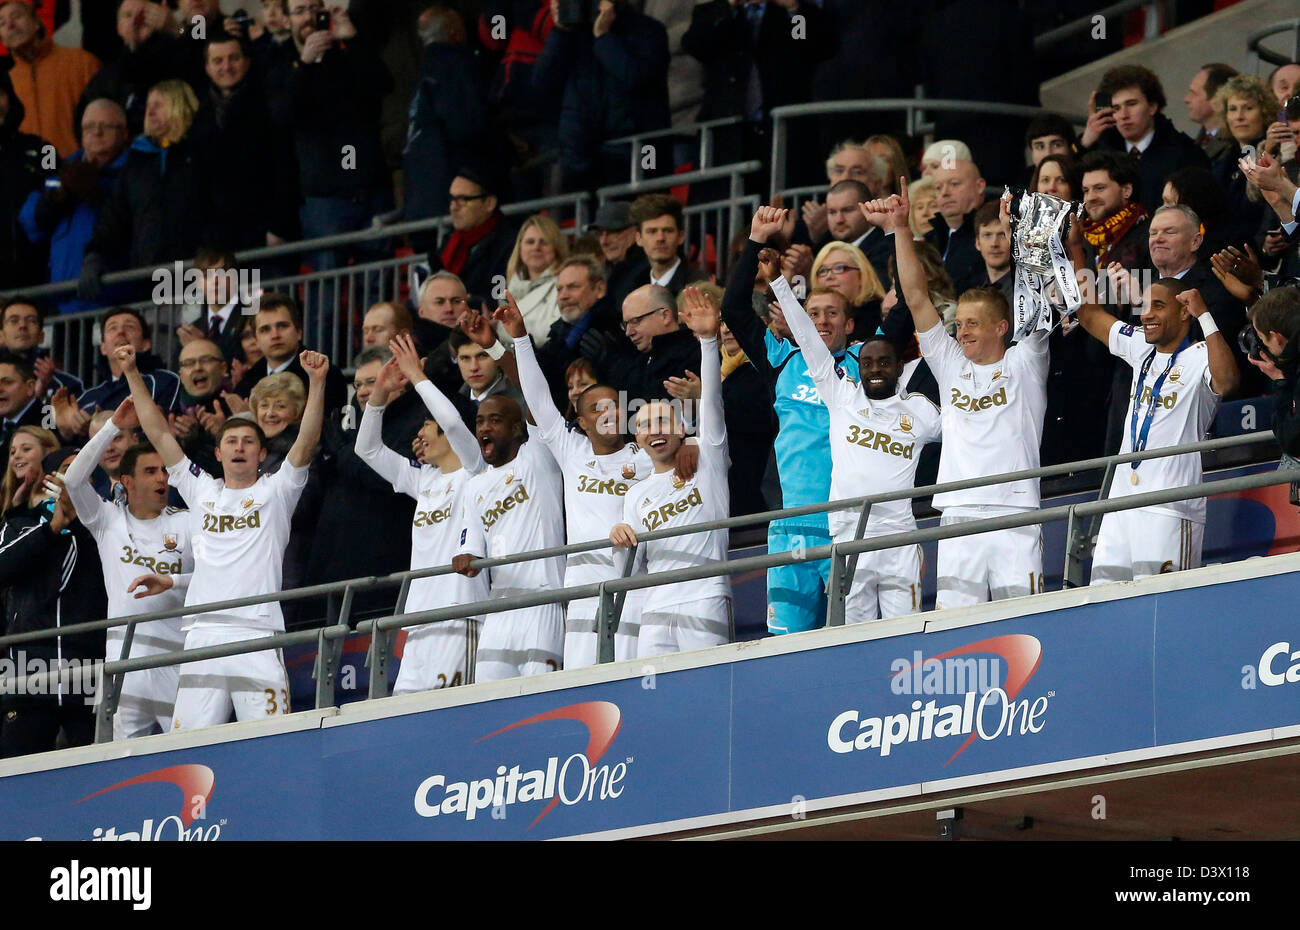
[393,619,480,694]
[637,596,732,658]
[1090,508,1204,585]
[171,626,290,732]
[474,603,565,682]
[935,511,1043,609]
[838,538,924,623]
[107,628,184,740]
[563,589,643,669]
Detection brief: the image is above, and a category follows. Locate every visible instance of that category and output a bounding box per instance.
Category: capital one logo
[828,634,1050,762]
[47,764,222,841]
[414,700,630,829]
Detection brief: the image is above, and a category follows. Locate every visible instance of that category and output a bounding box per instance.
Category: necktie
[208,314,223,338]
[1129,146,1141,158]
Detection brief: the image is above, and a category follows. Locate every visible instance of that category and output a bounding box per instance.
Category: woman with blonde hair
[1210,74,1276,249]
[505,214,569,344]
[907,177,940,240]
[2,426,58,521]
[143,79,200,144]
[810,240,888,343]
[865,134,911,194]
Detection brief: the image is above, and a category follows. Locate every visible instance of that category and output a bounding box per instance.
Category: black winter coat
[265,42,393,199]
[600,327,702,406]
[0,510,107,684]
[532,9,671,180]
[84,135,216,270]
[0,83,48,290]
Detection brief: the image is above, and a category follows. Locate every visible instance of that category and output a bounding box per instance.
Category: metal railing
[768,99,1089,196]
[0,428,1286,743]
[1034,0,1163,51]
[28,176,775,384]
[605,116,745,184]
[1247,17,1300,69]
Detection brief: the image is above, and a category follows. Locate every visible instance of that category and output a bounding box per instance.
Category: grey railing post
[597,545,636,663]
[828,502,872,626]
[313,626,342,710]
[365,620,395,700]
[1062,505,1087,589]
[769,111,787,201]
[94,619,139,743]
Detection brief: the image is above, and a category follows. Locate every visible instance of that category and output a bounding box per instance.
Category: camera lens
[1238,322,1261,359]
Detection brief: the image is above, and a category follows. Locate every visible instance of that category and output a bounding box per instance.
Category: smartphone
[314,9,331,31]
[1287,95,1300,122]
[1094,91,1112,111]
[1279,108,1288,125]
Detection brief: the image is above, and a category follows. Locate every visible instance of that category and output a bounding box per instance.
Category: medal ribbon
[1128,336,1191,476]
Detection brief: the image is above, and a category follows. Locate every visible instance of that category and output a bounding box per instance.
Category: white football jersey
[771,276,942,536]
[356,384,490,614]
[458,434,566,596]
[166,456,308,632]
[1107,321,1220,523]
[514,337,654,591]
[622,337,730,612]
[918,322,1049,510]
[63,421,191,656]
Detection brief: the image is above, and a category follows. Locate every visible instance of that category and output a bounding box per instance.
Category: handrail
[596,161,762,201]
[1246,17,1300,68]
[0,428,1277,650]
[1034,0,1160,51]
[768,99,1089,196]
[16,464,1286,694]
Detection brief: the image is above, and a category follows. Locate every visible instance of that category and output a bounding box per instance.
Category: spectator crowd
[1,0,1300,756]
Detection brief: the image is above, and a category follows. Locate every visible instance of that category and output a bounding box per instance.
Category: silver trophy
[1005,189,1085,339]
[1009,190,1080,274]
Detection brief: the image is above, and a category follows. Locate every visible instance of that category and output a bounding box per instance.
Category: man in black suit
[0,354,43,465]
[434,168,518,305]
[1080,64,1209,214]
[629,193,707,297]
[232,293,348,412]
[825,179,893,284]
[174,247,251,365]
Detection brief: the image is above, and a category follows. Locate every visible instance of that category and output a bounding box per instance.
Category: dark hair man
[629,193,707,296]
[1081,64,1209,213]
[1071,266,1238,582]
[64,398,193,738]
[120,339,329,731]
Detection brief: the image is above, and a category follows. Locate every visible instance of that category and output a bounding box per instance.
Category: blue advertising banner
[3,559,1300,840]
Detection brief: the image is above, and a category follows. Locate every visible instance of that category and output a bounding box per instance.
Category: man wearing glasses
[582,284,701,408]
[436,168,518,304]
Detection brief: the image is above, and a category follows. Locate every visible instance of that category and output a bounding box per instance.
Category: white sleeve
[697,336,725,452]
[1106,319,1145,366]
[771,276,836,392]
[512,336,567,444]
[1010,327,1050,382]
[415,380,484,475]
[164,456,207,507]
[169,573,192,594]
[456,482,486,558]
[356,402,421,498]
[64,420,118,531]
[270,459,309,511]
[916,322,963,381]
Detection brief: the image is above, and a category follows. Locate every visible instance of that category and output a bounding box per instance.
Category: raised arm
[1073,261,1125,345]
[289,350,330,469]
[681,287,724,449]
[391,333,484,473]
[116,346,183,466]
[1178,289,1240,397]
[865,183,939,332]
[494,293,563,439]
[64,397,137,519]
[355,356,413,487]
[770,274,834,389]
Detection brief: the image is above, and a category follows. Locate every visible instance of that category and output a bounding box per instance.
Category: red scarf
[439,211,500,274]
[1079,202,1147,266]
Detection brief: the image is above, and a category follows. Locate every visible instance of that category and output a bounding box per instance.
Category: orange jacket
[10,38,100,157]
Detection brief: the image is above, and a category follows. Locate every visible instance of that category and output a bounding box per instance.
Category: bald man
[924,158,989,293]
